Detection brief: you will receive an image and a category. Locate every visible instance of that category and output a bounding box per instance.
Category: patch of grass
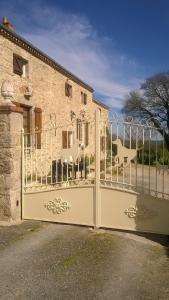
[63,252,80,268]
[0,221,44,251]
[61,233,115,270]
[13,234,25,241]
[27,222,42,233]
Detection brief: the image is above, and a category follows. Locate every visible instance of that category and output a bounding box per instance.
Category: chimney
[2,17,14,30]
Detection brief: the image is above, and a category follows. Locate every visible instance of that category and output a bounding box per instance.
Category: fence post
[21,128,24,219]
[94,109,101,228]
[0,104,23,222]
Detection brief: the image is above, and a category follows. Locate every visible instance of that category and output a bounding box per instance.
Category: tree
[122,72,169,150]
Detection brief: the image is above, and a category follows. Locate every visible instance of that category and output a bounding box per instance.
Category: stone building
[0,18,108,154]
[0,18,109,222]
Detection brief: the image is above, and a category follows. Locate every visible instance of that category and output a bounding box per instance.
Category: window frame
[62,130,74,149]
[12,102,31,133]
[65,82,72,98]
[76,119,83,142]
[34,107,42,149]
[81,92,87,105]
[85,122,89,147]
[13,53,29,78]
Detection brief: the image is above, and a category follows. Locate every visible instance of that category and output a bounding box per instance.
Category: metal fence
[101,114,169,200]
[23,112,169,200]
[23,120,96,192]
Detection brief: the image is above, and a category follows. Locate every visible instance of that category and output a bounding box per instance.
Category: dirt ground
[0,221,169,300]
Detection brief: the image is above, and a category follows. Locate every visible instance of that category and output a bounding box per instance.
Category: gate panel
[99,112,169,235]
[23,186,94,226]
[100,187,169,235]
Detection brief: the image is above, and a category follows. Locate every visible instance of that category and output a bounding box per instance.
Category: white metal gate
[22,110,169,235]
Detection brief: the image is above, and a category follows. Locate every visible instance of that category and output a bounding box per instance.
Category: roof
[92,98,109,110]
[0,24,94,92]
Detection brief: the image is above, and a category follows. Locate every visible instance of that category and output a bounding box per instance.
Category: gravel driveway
[0,221,169,300]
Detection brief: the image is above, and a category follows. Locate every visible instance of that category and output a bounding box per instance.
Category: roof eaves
[92,98,109,110]
[0,24,94,93]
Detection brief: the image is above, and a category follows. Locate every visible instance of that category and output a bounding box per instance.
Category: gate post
[0,104,23,222]
[94,109,101,228]
[21,128,24,220]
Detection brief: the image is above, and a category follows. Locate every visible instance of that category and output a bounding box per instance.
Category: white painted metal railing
[22,110,169,201]
[23,120,95,193]
[100,114,169,200]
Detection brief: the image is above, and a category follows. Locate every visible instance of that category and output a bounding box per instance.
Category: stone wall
[0,106,23,221]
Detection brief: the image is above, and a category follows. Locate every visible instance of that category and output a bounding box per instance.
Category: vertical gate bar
[83,123,85,179]
[77,156,80,180]
[104,123,107,180]
[30,134,32,185]
[67,160,68,182]
[84,152,86,179]
[122,124,125,184]
[155,131,158,196]
[21,128,24,219]
[135,126,138,190]
[67,127,68,149]
[110,123,113,182]
[66,128,68,182]
[51,132,53,184]
[89,155,91,178]
[162,129,165,196]
[61,159,63,182]
[45,132,47,185]
[148,128,151,194]
[116,123,119,183]
[25,134,28,186]
[35,131,38,184]
[83,147,85,180]
[129,124,132,185]
[142,127,145,192]
[71,157,74,182]
[56,159,58,183]
[40,132,42,185]
[94,109,101,228]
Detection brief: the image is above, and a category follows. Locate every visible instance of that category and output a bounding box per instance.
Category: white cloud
[11,3,142,109]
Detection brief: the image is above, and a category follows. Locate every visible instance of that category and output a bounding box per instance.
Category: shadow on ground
[103,226,169,258]
[135,231,169,247]
[128,230,169,258]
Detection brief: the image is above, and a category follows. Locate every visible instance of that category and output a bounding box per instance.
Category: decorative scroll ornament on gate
[44,197,71,214]
[124,206,157,219]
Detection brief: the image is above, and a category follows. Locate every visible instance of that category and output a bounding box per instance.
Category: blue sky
[0,0,169,110]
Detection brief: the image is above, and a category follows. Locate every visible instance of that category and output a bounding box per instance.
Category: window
[22,106,31,147]
[23,107,31,134]
[13,54,28,78]
[12,102,31,146]
[77,120,89,147]
[81,92,87,105]
[34,108,42,149]
[12,102,31,133]
[76,119,83,141]
[65,82,72,97]
[85,122,89,146]
[62,131,73,149]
